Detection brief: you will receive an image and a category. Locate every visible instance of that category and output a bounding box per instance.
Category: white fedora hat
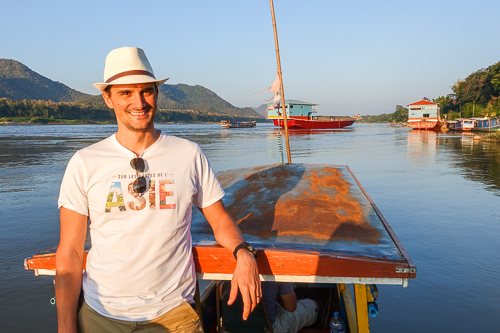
[93,47,168,91]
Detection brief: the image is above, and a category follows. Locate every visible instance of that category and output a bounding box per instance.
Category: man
[55,47,261,332]
[261,282,318,333]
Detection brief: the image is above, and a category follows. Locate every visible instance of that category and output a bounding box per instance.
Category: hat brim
[93,75,169,92]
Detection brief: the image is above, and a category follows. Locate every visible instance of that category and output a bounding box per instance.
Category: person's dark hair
[104,85,112,96]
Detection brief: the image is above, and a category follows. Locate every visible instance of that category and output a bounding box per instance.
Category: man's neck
[115,127,161,156]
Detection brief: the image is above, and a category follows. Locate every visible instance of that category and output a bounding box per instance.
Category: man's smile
[128,108,150,118]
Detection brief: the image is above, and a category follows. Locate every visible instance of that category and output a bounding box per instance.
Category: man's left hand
[228,249,261,320]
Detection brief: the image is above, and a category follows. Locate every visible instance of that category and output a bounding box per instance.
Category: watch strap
[233,242,258,260]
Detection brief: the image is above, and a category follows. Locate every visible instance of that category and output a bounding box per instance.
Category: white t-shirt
[58,132,225,321]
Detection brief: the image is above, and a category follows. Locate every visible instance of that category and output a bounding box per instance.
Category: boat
[24,163,416,333]
[447,118,475,131]
[470,117,500,132]
[406,100,444,131]
[220,120,256,128]
[266,100,356,129]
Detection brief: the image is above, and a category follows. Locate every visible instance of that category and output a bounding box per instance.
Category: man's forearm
[211,214,246,252]
[55,252,84,332]
[200,200,261,319]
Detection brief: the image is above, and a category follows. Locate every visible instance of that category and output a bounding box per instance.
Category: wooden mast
[269,0,292,163]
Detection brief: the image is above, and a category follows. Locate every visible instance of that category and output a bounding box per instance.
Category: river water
[1,123,499,332]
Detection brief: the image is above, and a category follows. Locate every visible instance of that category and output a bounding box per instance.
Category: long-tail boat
[470,117,500,132]
[25,163,416,332]
[447,118,475,131]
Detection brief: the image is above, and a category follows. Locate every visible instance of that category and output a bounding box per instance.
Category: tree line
[0,98,262,124]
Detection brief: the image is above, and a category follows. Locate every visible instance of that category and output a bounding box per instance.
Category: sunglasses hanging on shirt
[130,157,148,195]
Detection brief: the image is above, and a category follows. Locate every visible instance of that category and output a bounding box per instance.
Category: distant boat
[266,100,356,129]
[220,120,256,128]
[470,117,500,132]
[447,118,475,131]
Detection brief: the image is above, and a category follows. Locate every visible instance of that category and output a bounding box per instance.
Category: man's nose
[133,92,148,109]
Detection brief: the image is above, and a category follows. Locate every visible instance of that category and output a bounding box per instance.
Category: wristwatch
[233,242,258,260]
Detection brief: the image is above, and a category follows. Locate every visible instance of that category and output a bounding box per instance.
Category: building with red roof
[406,99,441,130]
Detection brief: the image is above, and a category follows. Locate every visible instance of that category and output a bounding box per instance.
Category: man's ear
[102,91,114,109]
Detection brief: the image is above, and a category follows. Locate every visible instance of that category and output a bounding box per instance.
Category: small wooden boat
[470,117,500,132]
[25,2,415,331]
[447,118,474,131]
[25,163,416,333]
[220,120,256,129]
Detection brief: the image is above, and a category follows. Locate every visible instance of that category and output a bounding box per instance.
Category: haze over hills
[252,104,268,117]
[0,59,263,119]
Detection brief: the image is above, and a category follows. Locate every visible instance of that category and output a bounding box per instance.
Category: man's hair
[104,85,112,96]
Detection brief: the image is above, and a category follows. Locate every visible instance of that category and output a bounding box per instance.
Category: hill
[433,60,500,119]
[157,84,261,117]
[0,59,90,102]
[252,104,268,117]
[363,59,500,122]
[0,59,264,120]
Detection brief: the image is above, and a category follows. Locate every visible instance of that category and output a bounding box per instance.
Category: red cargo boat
[267,100,357,129]
[273,117,356,129]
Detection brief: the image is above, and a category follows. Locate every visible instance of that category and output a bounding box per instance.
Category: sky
[1,0,500,116]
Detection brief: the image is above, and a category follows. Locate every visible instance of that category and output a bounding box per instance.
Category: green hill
[362,59,500,122]
[157,84,261,117]
[0,59,90,102]
[0,59,264,120]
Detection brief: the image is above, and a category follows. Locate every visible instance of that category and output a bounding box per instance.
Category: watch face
[245,243,258,257]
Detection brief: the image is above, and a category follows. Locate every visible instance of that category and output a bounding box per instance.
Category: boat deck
[192,164,415,286]
[25,164,415,287]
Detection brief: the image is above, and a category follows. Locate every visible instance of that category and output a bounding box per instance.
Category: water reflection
[405,129,500,195]
[444,137,500,195]
[407,130,438,162]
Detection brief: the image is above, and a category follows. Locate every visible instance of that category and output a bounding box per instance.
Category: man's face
[103,83,158,132]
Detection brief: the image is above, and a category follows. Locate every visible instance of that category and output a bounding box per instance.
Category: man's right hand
[228,249,261,320]
[55,207,88,332]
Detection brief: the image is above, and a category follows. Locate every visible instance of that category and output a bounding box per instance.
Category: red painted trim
[273,119,355,129]
[407,100,439,106]
[26,246,416,279]
[193,246,415,279]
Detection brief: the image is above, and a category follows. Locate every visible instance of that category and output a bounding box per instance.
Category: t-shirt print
[105,177,176,212]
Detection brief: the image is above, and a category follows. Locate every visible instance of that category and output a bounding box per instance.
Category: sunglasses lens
[132,177,147,194]
[130,158,145,172]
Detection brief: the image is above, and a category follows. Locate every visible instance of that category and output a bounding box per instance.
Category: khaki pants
[78,301,203,333]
